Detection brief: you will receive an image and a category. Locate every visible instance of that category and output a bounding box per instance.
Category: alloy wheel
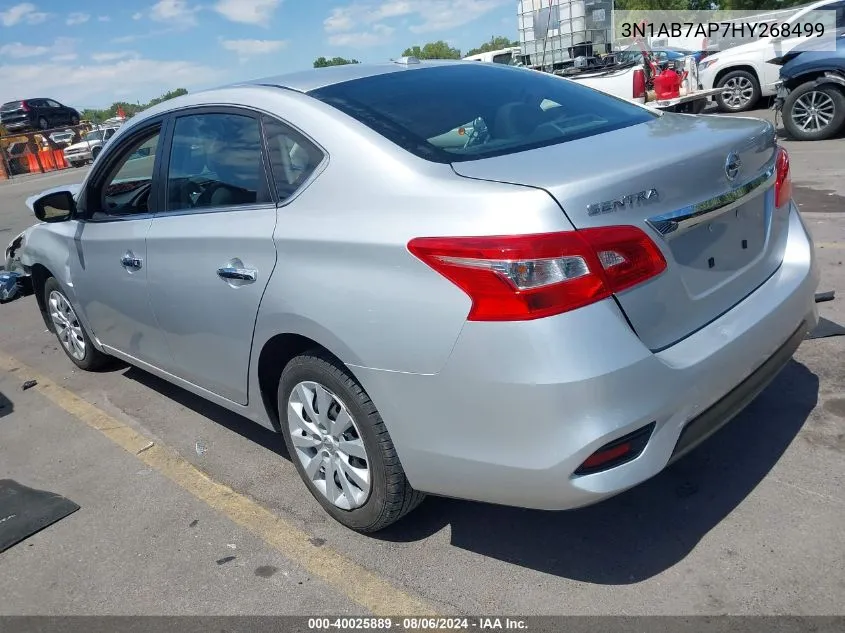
[792,90,836,133]
[48,290,86,361]
[287,381,371,510]
[721,76,754,109]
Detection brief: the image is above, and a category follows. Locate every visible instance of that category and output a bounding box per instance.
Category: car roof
[234,59,465,94]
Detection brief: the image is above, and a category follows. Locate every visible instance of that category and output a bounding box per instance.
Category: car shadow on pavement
[0,390,12,418]
[376,360,819,585]
[121,366,289,459]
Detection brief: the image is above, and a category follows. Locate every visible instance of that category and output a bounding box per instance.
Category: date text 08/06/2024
[306,617,529,630]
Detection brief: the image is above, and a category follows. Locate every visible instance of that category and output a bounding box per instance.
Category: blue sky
[0,0,518,109]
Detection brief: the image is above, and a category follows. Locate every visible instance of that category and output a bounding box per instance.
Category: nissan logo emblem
[725,152,741,181]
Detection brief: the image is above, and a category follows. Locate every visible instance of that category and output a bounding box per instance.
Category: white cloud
[0,42,49,58]
[221,38,287,60]
[0,36,76,61]
[66,12,90,26]
[0,57,220,108]
[132,12,143,20]
[328,23,395,48]
[0,2,49,26]
[150,0,199,26]
[111,28,177,44]
[324,0,509,36]
[214,0,280,25]
[98,15,111,22]
[91,51,136,63]
[52,53,78,62]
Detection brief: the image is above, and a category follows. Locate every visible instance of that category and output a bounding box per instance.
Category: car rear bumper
[351,202,819,510]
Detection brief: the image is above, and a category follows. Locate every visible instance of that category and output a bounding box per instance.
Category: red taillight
[632,68,646,100]
[20,100,30,112]
[775,146,791,209]
[407,226,666,322]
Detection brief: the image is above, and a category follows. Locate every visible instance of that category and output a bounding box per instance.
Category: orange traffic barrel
[53,149,67,169]
[38,149,56,171]
[25,153,40,173]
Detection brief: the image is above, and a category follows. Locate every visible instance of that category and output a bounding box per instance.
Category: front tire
[278,351,424,532]
[783,82,845,141]
[715,70,761,112]
[44,277,109,371]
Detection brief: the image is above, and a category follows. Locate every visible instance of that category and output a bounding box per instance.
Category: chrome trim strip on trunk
[646,162,776,239]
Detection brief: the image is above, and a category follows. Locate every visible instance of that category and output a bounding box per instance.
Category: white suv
[63,126,120,167]
[699,0,845,112]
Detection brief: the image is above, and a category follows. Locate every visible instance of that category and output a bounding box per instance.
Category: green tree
[465,36,519,57]
[402,41,462,60]
[718,0,807,7]
[80,88,189,123]
[313,56,360,68]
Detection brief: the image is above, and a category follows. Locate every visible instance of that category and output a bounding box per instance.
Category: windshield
[84,130,105,143]
[308,64,655,163]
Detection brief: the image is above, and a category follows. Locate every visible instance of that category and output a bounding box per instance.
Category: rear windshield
[1,101,23,112]
[308,64,656,163]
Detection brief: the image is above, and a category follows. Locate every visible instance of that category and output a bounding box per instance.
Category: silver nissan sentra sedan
[15,59,819,532]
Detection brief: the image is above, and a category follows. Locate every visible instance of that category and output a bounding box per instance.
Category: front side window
[165,112,268,212]
[46,100,61,108]
[96,129,160,217]
[309,64,655,163]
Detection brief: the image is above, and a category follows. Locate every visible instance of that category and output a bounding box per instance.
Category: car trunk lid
[451,113,788,351]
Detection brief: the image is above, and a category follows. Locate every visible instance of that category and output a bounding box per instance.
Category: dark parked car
[0,98,80,132]
[614,46,708,66]
[773,29,845,141]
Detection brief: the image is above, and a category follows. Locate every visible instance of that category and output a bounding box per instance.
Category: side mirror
[34,191,76,223]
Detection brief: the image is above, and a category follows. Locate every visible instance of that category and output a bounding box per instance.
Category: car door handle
[121,254,142,269]
[217,267,257,282]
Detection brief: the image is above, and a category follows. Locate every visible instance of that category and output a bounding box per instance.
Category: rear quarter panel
[243,87,576,376]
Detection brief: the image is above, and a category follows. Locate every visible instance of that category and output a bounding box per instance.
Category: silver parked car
[16,60,819,532]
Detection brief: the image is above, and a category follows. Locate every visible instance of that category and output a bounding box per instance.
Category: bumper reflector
[574,422,656,476]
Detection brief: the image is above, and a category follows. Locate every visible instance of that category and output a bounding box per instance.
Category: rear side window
[262,116,324,202]
[308,64,655,163]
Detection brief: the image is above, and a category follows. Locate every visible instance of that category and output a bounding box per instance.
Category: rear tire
[37,117,49,130]
[715,70,761,112]
[43,277,110,371]
[783,82,845,141]
[91,146,102,160]
[278,350,425,532]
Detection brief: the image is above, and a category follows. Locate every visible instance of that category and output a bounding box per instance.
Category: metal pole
[540,0,555,71]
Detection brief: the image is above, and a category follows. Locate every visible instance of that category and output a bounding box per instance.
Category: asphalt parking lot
[1,109,844,616]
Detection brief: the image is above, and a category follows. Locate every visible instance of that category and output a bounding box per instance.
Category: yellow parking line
[0,354,437,617]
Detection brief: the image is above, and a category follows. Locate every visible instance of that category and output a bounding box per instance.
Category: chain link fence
[0,121,103,181]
